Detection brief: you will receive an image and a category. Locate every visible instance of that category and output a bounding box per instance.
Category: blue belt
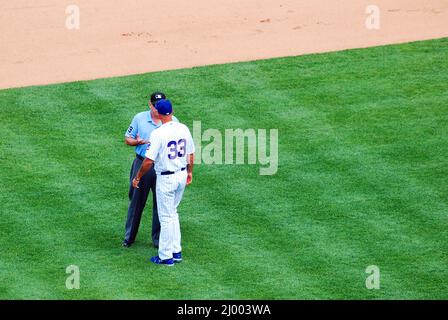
[161,167,186,176]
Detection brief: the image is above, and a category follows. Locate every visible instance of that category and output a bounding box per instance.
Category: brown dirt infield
[1,0,447,89]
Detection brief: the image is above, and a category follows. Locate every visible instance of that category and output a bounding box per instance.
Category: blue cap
[154,99,172,115]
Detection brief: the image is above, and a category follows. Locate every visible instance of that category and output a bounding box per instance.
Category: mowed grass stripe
[188,167,311,299]
[277,46,448,297]
[295,108,447,298]
[1,38,447,299]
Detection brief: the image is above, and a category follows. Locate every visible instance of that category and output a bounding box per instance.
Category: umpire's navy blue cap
[154,99,173,115]
[150,92,166,104]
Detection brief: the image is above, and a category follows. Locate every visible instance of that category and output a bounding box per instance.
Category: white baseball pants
[156,170,187,260]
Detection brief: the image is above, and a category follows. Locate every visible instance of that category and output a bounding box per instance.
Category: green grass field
[1,38,447,299]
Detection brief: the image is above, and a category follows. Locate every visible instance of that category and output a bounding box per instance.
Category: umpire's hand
[136,134,148,145]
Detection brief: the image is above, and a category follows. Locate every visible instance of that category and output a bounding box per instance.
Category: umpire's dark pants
[124,155,160,246]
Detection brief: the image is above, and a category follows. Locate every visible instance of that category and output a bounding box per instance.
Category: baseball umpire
[123,91,178,248]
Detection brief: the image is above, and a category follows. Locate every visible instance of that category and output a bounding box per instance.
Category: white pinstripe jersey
[145,121,195,174]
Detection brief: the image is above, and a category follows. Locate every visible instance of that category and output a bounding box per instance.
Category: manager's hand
[132,177,140,189]
[186,172,193,185]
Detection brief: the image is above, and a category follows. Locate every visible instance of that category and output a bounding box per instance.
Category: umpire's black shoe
[122,240,132,248]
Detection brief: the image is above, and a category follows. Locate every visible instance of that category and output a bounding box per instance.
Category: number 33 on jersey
[145,121,195,174]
